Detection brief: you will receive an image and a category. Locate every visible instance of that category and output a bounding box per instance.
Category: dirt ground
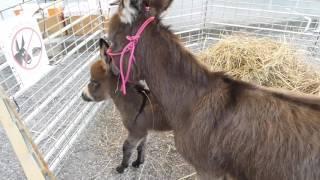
[0,125,26,180]
[57,101,195,180]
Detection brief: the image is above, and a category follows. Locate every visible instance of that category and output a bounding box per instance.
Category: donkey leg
[116,133,145,173]
[132,136,147,168]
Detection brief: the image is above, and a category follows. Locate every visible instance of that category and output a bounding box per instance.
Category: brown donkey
[81,39,171,173]
[106,0,320,179]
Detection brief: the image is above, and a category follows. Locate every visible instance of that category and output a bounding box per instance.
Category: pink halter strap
[107,16,155,95]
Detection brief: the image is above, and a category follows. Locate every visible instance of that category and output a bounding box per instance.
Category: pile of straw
[199,35,320,95]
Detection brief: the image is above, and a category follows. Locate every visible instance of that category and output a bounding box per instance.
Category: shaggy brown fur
[106,0,320,179]
[82,39,171,173]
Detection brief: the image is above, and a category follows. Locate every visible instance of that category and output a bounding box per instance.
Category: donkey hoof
[116,165,127,173]
[132,160,143,168]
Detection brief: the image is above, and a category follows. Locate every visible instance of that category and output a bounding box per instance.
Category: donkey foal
[82,39,171,173]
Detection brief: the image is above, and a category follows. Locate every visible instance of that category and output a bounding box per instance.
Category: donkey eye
[90,80,100,88]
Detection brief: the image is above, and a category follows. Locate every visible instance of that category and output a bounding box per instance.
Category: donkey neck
[108,74,143,116]
[136,24,210,127]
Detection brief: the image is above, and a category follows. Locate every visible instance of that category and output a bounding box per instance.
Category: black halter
[133,84,150,123]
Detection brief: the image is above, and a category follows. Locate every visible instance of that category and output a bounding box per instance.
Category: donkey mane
[271,90,320,110]
[110,10,210,86]
[155,23,210,85]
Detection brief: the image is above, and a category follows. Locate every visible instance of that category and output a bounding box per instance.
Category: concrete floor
[0,125,26,180]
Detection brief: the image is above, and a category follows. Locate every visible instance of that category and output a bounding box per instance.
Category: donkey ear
[149,0,173,16]
[100,59,109,72]
[130,0,144,8]
[99,38,110,63]
[21,36,25,48]
[15,40,20,50]
[99,38,109,51]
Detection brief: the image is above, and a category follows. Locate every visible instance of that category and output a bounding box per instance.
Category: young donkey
[81,39,171,173]
[107,0,320,179]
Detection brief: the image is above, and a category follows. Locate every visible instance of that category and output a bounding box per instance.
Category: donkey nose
[81,92,92,102]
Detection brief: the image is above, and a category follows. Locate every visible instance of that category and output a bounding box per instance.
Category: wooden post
[0,89,55,180]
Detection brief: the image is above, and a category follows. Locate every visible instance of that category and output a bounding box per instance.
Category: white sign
[0,16,52,90]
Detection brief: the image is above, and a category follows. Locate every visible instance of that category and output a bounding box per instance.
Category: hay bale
[199,35,320,95]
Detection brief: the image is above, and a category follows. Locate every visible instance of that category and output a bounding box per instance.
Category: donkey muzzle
[81,86,94,102]
[81,92,92,102]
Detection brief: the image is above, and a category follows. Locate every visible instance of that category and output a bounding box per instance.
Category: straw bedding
[199,35,320,95]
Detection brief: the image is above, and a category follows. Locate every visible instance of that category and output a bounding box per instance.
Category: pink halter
[107,16,155,95]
